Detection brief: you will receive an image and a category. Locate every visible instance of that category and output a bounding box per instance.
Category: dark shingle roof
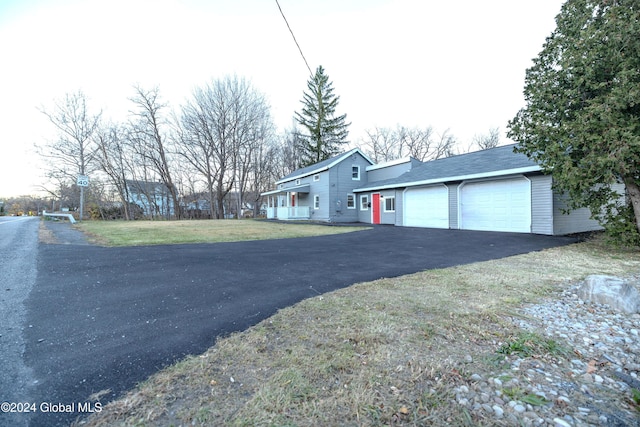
[354,144,540,191]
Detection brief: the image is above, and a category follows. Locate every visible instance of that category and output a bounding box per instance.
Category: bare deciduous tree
[471,127,501,151]
[38,91,102,178]
[177,76,274,219]
[37,91,102,218]
[432,129,457,159]
[95,124,135,219]
[128,85,182,219]
[274,126,304,177]
[362,125,455,162]
[362,127,400,163]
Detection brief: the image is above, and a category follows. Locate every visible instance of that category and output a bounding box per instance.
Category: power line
[275,0,314,78]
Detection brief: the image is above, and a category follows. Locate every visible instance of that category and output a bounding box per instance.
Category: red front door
[372,193,381,224]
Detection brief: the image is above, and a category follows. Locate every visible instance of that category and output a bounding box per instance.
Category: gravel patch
[40,220,90,245]
[454,281,640,426]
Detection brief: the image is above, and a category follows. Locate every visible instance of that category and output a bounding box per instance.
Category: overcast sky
[0,0,564,197]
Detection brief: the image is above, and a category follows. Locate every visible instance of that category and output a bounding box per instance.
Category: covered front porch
[262,184,311,220]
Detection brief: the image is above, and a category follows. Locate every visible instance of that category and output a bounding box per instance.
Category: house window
[314,195,320,209]
[347,194,355,209]
[352,165,360,180]
[384,196,395,212]
[295,179,301,185]
[313,174,320,182]
[360,195,369,211]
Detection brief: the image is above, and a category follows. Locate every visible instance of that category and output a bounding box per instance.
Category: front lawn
[77,235,640,426]
[76,219,368,246]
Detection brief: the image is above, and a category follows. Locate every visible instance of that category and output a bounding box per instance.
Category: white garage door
[404,185,449,228]
[460,177,531,233]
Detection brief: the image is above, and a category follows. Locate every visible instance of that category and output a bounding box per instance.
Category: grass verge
[77,235,640,426]
[76,219,368,246]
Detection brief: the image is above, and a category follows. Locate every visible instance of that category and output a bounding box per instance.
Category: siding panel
[395,189,404,226]
[379,190,397,225]
[552,191,602,235]
[358,193,372,223]
[448,183,459,229]
[367,162,413,181]
[530,175,554,235]
[329,153,372,222]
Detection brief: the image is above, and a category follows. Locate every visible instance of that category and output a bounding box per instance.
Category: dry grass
[38,221,58,244]
[76,219,368,246]
[77,235,640,427]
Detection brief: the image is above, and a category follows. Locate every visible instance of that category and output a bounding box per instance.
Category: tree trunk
[623,175,640,234]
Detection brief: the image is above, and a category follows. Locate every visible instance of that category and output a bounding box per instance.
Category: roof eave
[353,165,542,192]
[275,166,329,185]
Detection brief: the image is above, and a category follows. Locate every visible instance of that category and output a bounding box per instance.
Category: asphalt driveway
[23,224,576,426]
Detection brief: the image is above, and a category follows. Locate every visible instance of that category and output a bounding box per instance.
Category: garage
[404,185,449,228]
[460,177,531,233]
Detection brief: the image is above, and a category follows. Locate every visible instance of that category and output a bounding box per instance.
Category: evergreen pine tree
[508,0,640,245]
[294,65,350,166]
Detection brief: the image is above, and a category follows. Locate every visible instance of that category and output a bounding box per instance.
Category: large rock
[577,275,640,314]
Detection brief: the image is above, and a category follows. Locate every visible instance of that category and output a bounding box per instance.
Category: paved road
[0,217,39,427]
[5,222,577,426]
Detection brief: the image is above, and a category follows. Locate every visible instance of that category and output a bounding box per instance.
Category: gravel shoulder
[39,220,90,245]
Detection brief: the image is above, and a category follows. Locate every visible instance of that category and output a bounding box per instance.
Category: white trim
[353,165,541,193]
[360,194,369,211]
[313,194,320,210]
[383,196,396,212]
[352,165,360,180]
[347,194,356,209]
[261,183,311,196]
[313,174,320,181]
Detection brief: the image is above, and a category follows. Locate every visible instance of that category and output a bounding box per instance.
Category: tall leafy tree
[508,0,640,244]
[294,65,350,166]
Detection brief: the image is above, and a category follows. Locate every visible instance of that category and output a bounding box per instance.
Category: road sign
[77,175,89,187]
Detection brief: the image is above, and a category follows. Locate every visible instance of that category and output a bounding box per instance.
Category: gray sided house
[126,180,176,218]
[264,144,619,235]
[354,144,612,235]
[262,148,374,222]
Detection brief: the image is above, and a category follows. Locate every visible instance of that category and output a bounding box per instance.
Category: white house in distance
[262,145,615,235]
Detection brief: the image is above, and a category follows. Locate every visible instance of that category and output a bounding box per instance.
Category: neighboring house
[264,144,621,235]
[126,180,175,218]
[262,148,374,222]
[184,196,212,219]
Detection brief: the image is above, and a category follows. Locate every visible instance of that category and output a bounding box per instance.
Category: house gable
[276,148,374,185]
[262,148,374,222]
